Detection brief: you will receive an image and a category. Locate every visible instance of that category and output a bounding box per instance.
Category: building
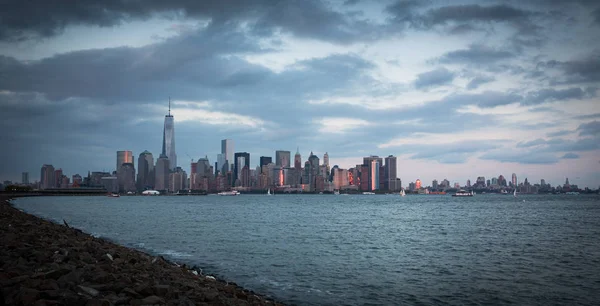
[415,179,422,189]
[498,175,507,186]
[323,152,329,167]
[275,150,291,168]
[162,99,177,171]
[260,156,272,169]
[101,176,118,193]
[216,153,226,174]
[221,139,234,173]
[466,179,471,187]
[307,152,320,191]
[384,155,397,190]
[22,172,29,185]
[294,148,302,170]
[370,160,380,191]
[54,169,63,188]
[117,163,136,193]
[432,179,438,189]
[154,154,170,191]
[512,173,517,187]
[72,174,82,187]
[363,156,383,191]
[88,171,111,187]
[169,167,187,193]
[116,151,133,173]
[233,152,250,184]
[137,150,154,191]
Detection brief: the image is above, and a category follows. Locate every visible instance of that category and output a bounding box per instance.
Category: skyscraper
[233,152,250,184]
[260,156,272,169]
[117,163,136,193]
[384,155,397,190]
[137,151,154,191]
[162,99,177,171]
[22,172,29,185]
[512,173,517,187]
[154,154,170,192]
[116,151,133,172]
[275,150,291,168]
[221,139,234,172]
[323,152,329,167]
[370,159,380,191]
[40,164,55,189]
[294,148,302,170]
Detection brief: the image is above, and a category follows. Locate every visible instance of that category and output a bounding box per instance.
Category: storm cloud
[0,0,599,188]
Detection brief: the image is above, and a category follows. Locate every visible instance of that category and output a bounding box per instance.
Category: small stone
[205,275,216,281]
[18,287,40,305]
[105,254,113,261]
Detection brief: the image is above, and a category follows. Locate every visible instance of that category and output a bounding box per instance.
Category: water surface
[13,194,600,305]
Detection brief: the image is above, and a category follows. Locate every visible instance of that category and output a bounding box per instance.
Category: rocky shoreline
[0,195,286,306]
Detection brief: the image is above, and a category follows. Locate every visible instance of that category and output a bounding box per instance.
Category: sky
[0,0,599,188]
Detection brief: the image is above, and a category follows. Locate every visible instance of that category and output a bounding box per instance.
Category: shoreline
[1,194,287,306]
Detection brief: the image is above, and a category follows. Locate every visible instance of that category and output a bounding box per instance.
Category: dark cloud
[479,151,559,164]
[592,7,600,24]
[0,0,382,44]
[439,45,514,65]
[522,87,589,105]
[406,141,503,163]
[561,152,580,159]
[574,113,600,120]
[414,67,455,89]
[466,75,495,90]
[576,121,600,137]
[542,54,600,84]
[416,4,531,28]
[386,0,429,23]
[546,130,572,137]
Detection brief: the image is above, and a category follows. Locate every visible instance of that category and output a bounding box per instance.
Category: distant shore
[0,194,286,305]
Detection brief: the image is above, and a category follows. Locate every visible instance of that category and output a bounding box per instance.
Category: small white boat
[218,190,240,196]
[142,190,160,195]
[362,192,375,195]
[267,188,272,195]
[334,190,340,195]
[513,189,517,197]
[107,193,120,198]
[400,189,406,197]
[452,190,473,197]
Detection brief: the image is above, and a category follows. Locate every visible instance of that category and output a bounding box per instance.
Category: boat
[142,190,160,195]
[513,189,517,197]
[362,192,375,195]
[565,191,580,195]
[400,189,406,197]
[107,193,120,197]
[334,190,340,195]
[218,190,240,196]
[267,188,272,195]
[452,190,474,197]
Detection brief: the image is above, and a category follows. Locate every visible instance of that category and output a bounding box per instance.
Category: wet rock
[57,269,83,287]
[154,284,170,296]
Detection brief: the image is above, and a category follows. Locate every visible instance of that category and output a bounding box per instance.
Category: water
[12,194,600,305]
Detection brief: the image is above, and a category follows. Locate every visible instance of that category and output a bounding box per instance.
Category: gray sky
[1,0,599,188]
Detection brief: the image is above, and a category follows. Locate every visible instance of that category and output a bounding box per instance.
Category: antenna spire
[168,97,171,116]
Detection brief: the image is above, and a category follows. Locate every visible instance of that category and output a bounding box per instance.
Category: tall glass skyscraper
[162,99,177,171]
[221,139,234,172]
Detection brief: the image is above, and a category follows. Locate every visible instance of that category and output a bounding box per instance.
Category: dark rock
[77,285,100,297]
[177,296,195,306]
[39,279,60,291]
[203,291,219,302]
[57,269,83,287]
[140,295,164,305]
[120,287,141,298]
[153,284,170,296]
[85,298,110,306]
[18,287,39,305]
[134,284,153,297]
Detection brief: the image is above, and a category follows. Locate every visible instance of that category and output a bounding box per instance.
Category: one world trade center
[162,98,177,171]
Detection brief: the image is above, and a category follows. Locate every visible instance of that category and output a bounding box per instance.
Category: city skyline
[0,1,599,188]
